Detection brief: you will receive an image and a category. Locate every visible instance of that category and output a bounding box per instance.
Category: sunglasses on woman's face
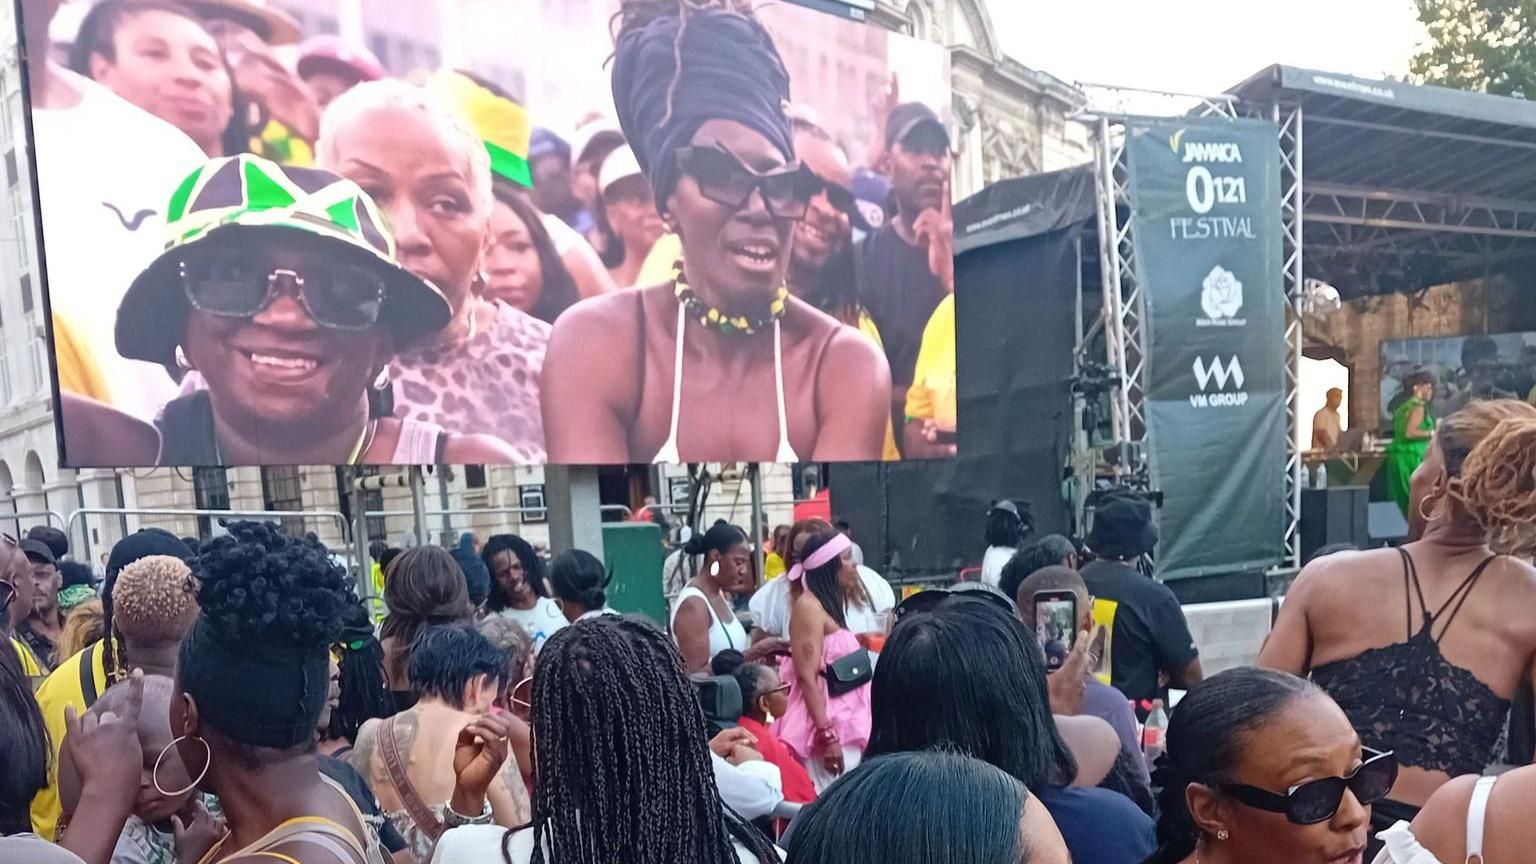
[180,246,387,331]
[1219,748,1397,825]
[674,145,819,221]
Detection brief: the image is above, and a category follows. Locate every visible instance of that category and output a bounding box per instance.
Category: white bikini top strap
[653,301,687,465]
[1466,774,1498,863]
[772,318,798,463]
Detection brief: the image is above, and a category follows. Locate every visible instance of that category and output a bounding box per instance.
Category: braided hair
[325,603,392,745]
[517,615,779,864]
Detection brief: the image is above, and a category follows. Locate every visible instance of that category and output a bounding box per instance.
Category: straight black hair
[798,532,849,630]
[0,639,48,833]
[547,549,610,613]
[1147,667,1322,864]
[867,596,1076,790]
[407,623,510,710]
[491,181,581,324]
[786,751,1029,864]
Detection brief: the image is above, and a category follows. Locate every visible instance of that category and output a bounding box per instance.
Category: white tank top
[670,586,748,661]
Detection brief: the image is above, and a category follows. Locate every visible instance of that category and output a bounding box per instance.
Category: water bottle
[1142,698,1168,766]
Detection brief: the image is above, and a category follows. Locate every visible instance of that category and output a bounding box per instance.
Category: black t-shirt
[319,754,408,854]
[1080,559,1199,708]
[857,224,946,391]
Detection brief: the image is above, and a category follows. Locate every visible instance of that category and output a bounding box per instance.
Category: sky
[986,0,1428,101]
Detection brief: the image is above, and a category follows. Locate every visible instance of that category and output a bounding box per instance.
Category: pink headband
[787,533,853,582]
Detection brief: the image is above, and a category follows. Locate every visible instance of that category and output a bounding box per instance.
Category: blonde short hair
[113,555,198,644]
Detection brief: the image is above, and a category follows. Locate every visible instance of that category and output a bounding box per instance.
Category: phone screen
[1034,593,1077,672]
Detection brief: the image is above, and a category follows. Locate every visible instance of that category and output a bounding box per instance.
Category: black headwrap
[611,8,794,211]
[179,617,329,749]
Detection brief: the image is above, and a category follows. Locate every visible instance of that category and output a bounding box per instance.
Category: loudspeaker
[1300,486,1371,563]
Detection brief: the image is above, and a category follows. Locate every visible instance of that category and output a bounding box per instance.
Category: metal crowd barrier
[67,507,352,570]
[0,509,68,539]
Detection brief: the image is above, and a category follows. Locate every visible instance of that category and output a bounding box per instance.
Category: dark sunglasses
[180,247,387,331]
[674,145,818,220]
[1219,748,1397,825]
[809,174,857,217]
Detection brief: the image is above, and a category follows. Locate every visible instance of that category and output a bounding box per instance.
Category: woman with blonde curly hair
[1260,399,1536,856]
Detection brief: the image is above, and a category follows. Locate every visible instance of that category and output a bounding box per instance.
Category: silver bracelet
[443,799,494,827]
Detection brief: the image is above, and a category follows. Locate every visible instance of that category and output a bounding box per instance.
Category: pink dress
[776,628,873,763]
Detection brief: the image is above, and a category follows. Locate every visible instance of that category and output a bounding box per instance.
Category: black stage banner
[1126,118,1287,580]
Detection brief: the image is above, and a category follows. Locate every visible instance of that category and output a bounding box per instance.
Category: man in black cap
[18,537,63,668]
[26,524,70,562]
[1079,492,1202,716]
[857,102,954,455]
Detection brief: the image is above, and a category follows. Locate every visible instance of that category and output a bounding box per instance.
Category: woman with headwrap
[542,2,891,464]
[167,522,384,864]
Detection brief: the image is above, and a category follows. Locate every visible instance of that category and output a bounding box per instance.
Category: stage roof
[1228,65,1536,294]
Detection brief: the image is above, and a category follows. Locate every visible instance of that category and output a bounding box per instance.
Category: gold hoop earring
[152,735,211,797]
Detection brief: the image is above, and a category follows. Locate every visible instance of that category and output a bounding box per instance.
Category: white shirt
[32,72,208,420]
[712,753,784,820]
[981,545,1017,589]
[493,599,568,653]
[432,819,778,863]
[748,566,896,637]
[670,586,749,658]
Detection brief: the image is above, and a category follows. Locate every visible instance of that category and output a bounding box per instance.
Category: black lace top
[1311,549,1507,779]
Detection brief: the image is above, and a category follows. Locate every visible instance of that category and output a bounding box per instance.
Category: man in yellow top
[1,534,45,686]
[903,293,958,459]
[30,531,195,839]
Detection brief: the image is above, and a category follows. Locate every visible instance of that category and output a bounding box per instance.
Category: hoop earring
[152,735,211,797]
[1420,489,1443,522]
[174,345,193,371]
[372,366,391,391]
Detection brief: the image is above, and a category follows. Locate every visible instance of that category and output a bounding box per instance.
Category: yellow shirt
[50,313,110,403]
[904,294,957,429]
[30,640,109,839]
[764,552,786,582]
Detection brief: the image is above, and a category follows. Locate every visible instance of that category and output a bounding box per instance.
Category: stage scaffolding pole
[1276,101,1306,573]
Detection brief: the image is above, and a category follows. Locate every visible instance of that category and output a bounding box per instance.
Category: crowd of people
[31,0,960,467]
[1,396,1535,863]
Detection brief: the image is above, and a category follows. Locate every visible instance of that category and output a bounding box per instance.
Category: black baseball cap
[26,525,69,560]
[885,102,950,150]
[20,538,56,566]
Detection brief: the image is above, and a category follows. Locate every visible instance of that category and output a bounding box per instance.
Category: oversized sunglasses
[180,246,387,331]
[674,146,819,221]
[1219,748,1397,825]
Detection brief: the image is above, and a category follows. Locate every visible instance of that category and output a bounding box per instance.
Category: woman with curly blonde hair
[1260,399,1536,856]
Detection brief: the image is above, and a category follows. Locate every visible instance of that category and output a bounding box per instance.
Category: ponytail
[1147,668,1320,864]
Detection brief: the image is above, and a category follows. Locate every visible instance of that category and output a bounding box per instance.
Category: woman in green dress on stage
[1387,370,1437,517]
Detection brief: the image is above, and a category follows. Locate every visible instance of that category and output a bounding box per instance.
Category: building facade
[0,0,1086,567]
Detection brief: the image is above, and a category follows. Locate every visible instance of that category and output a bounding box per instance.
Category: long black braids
[518,615,779,864]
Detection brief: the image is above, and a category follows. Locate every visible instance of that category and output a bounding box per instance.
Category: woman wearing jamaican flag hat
[540,0,891,464]
[57,154,522,467]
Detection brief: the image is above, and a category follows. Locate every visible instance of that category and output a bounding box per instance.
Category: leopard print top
[392,300,549,463]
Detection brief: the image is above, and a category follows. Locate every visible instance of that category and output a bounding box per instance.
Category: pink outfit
[777,628,872,761]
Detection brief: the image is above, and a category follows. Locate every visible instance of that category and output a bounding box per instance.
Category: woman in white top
[980,500,1028,589]
[671,522,752,673]
[430,615,781,864]
[547,550,619,623]
[1374,768,1536,863]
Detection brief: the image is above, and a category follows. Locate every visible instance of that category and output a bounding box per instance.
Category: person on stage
[1386,370,1436,518]
[540,1,890,464]
[1312,387,1344,451]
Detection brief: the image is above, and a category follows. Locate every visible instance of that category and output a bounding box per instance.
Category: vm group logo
[1190,356,1249,408]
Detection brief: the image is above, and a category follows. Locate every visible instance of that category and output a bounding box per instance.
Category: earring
[709,561,720,577]
[1216,829,1230,841]
[174,345,193,371]
[152,735,211,797]
[372,366,391,391]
